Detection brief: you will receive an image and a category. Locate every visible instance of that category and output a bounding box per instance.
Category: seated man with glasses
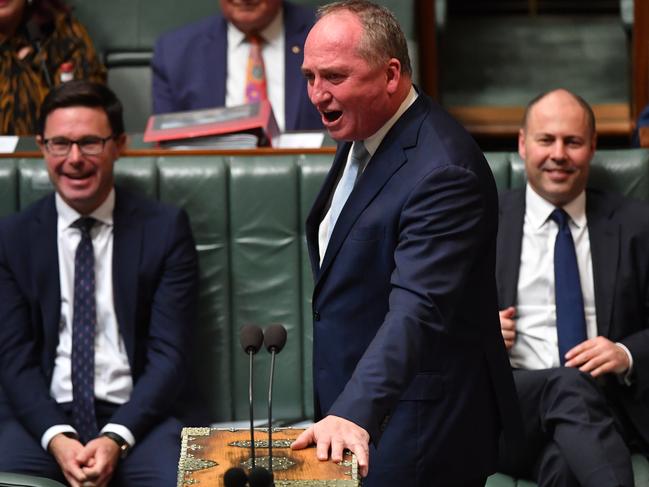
[0,80,199,487]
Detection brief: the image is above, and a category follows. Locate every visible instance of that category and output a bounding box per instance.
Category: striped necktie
[71,216,99,443]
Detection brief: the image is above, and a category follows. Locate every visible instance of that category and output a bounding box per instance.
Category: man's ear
[36,135,47,157]
[114,133,127,154]
[386,58,401,94]
[517,128,527,160]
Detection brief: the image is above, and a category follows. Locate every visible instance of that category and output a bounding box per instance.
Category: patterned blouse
[0,12,106,135]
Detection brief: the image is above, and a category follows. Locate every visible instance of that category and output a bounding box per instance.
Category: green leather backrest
[1,150,646,423]
[69,0,416,55]
[505,148,649,200]
[68,0,418,132]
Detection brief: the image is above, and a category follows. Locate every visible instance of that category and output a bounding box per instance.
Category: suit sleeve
[109,209,198,439]
[151,37,175,114]
[618,222,649,400]
[0,226,70,438]
[328,165,491,443]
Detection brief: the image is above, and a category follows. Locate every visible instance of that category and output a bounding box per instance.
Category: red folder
[143,100,279,147]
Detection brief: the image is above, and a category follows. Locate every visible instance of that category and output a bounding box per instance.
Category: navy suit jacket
[0,188,198,442]
[496,187,649,448]
[305,93,521,486]
[151,1,322,131]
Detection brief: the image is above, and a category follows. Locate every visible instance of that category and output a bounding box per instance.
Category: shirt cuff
[615,342,634,386]
[41,425,78,451]
[101,423,135,447]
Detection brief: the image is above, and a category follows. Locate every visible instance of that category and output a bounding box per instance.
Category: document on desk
[0,136,19,153]
[275,132,325,148]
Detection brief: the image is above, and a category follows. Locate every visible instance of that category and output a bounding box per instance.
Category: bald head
[522,89,596,138]
[518,89,597,207]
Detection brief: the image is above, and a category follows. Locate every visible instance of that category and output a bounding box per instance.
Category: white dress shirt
[318,86,418,264]
[42,189,135,450]
[226,8,286,131]
[510,185,633,376]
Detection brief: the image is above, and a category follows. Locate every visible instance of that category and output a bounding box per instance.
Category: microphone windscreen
[264,324,287,353]
[240,324,264,354]
[223,467,248,487]
[248,466,273,487]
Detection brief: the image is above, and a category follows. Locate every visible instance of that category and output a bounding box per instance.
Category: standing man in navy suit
[292,2,520,486]
[152,0,322,132]
[0,80,198,486]
[496,89,649,487]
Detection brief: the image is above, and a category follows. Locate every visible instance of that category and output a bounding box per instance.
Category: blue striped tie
[550,209,587,365]
[325,141,369,245]
[71,217,99,443]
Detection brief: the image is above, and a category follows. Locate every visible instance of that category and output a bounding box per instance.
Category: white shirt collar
[55,188,115,229]
[362,85,418,157]
[525,184,586,230]
[227,7,284,48]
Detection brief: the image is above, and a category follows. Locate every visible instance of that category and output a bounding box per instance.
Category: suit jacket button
[313,311,320,321]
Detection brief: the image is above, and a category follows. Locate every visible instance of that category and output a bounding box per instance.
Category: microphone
[25,20,53,89]
[223,467,248,487]
[264,324,287,477]
[248,466,274,487]
[239,324,264,468]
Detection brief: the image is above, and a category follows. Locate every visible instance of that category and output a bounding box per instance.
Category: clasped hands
[291,415,370,477]
[49,434,121,487]
[500,306,630,375]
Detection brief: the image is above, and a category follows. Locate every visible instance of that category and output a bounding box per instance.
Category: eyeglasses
[41,135,115,156]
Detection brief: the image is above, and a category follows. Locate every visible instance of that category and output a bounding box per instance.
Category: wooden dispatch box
[177,427,360,486]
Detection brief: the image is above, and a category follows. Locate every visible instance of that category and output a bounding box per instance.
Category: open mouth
[62,172,94,181]
[323,110,342,123]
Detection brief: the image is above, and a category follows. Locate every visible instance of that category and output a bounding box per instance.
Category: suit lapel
[313,97,426,290]
[305,143,350,278]
[283,4,310,130]
[30,196,61,366]
[112,189,142,365]
[496,190,525,308]
[586,190,619,338]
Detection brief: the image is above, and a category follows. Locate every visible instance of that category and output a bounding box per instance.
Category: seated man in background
[0,0,106,135]
[151,0,322,132]
[0,80,198,486]
[497,88,649,487]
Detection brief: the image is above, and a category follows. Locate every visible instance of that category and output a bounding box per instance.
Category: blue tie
[71,217,98,443]
[550,209,587,365]
[325,141,369,245]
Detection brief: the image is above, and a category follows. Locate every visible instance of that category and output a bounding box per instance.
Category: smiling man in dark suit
[291,2,520,486]
[152,0,322,132]
[496,88,649,487]
[0,80,198,487]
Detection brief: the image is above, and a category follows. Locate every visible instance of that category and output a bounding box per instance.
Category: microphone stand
[267,349,277,474]
[249,348,257,468]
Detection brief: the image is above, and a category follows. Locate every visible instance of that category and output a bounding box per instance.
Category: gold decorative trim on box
[177,427,360,486]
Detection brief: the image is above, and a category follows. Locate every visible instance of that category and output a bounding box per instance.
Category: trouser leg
[499,368,634,487]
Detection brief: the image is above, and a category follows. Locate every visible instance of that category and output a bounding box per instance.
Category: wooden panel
[633,0,649,120]
[177,428,359,486]
[448,103,631,139]
[416,0,437,99]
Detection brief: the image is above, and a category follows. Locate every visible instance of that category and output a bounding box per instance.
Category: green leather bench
[0,473,65,487]
[0,148,647,484]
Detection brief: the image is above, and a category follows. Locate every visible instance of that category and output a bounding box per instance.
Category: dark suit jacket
[0,188,198,442]
[151,1,322,131]
[496,187,649,447]
[305,93,521,486]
